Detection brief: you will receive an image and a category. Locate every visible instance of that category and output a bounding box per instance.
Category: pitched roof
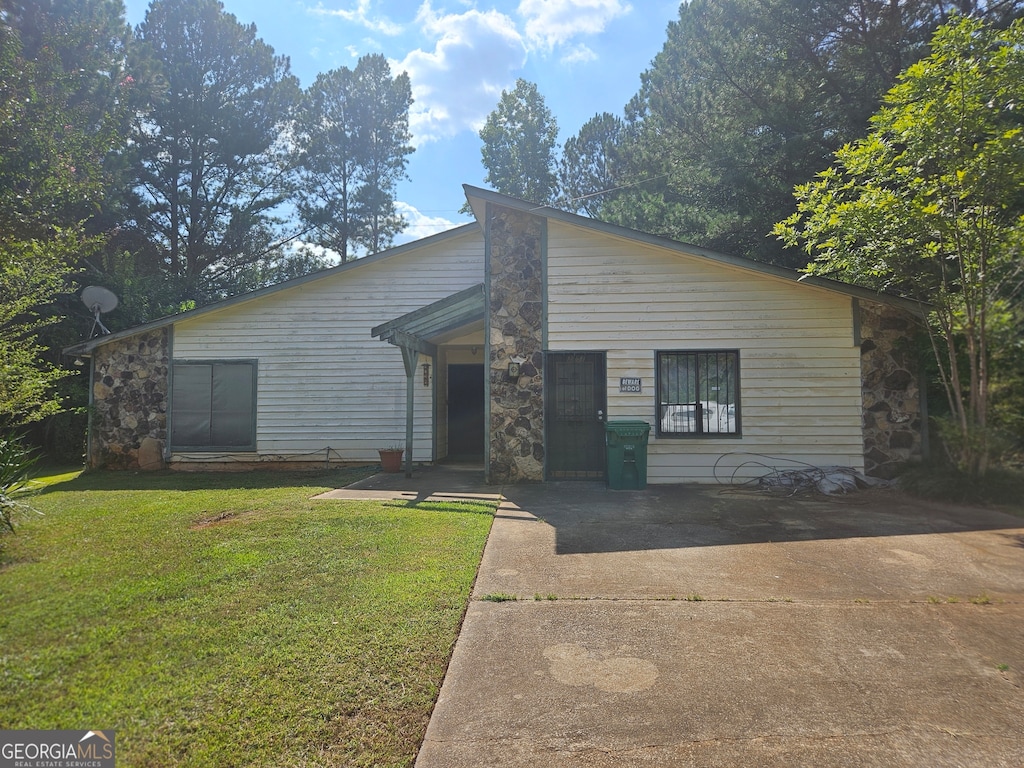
[64,185,925,358]
[462,185,926,316]
[371,283,486,356]
[63,223,480,357]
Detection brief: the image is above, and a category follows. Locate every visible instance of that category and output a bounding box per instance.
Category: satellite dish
[81,285,119,337]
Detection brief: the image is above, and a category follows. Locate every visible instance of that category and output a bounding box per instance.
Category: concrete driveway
[411,477,1024,767]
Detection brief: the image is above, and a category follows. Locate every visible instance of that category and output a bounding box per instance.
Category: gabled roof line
[371,283,485,340]
[63,223,480,357]
[462,185,926,316]
[64,186,926,359]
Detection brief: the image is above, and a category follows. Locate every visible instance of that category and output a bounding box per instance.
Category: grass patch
[479,592,517,602]
[0,467,496,767]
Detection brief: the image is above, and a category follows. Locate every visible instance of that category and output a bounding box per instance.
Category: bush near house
[0,432,40,536]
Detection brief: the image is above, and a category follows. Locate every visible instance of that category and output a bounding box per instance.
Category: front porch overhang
[371,284,486,476]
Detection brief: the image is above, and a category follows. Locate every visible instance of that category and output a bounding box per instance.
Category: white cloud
[308,0,403,36]
[394,201,463,243]
[313,0,631,144]
[560,43,597,65]
[517,0,632,50]
[292,202,460,258]
[396,1,527,143]
[291,239,342,266]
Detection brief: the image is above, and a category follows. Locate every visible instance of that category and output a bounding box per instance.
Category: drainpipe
[402,346,417,478]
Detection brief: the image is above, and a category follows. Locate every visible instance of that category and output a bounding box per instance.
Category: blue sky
[122,0,681,248]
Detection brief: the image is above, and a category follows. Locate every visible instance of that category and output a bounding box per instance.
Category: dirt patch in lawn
[190,510,241,529]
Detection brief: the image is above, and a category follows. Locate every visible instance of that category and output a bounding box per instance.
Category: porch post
[401,345,418,478]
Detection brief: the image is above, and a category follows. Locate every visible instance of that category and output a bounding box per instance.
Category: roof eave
[62,223,481,358]
[461,185,927,317]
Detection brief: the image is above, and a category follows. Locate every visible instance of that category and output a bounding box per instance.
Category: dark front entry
[545,352,607,479]
[448,364,485,459]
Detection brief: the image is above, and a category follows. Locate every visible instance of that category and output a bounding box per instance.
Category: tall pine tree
[556,112,626,217]
[591,0,1023,265]
[294,54,413,262]
[130,0,300,302]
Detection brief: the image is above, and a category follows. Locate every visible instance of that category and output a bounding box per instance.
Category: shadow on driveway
[502,481,1024,555]
[419,477,1024,767]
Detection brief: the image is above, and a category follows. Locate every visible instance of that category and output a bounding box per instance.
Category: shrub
[897,459,1024,508]
[0,433,40,535]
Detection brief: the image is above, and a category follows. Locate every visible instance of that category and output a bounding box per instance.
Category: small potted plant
[378,443,404,473]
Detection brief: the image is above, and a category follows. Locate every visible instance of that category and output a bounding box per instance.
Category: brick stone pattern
[860,301,923,478]
[90,328,169,469]
[488,205,545,483]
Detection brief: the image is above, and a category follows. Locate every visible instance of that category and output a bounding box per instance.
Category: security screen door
[545,352,606,479]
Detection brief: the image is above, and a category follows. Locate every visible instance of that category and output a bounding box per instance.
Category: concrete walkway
[344,469,1024,766]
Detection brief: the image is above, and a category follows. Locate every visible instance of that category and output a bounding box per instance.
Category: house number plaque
[619,377,642,393]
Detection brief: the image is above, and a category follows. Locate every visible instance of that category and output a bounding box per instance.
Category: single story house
[64,185,926,484]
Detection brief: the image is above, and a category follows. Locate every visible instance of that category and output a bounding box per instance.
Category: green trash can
[605,421,651,490]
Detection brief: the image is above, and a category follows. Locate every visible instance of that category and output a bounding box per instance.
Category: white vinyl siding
[170,230,484,463]
[545,222,863,483]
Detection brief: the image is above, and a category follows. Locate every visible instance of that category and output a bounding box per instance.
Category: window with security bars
[171,360,257,450]
[657,351,740,436]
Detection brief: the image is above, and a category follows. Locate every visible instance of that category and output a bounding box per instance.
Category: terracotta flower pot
[378,449,404,473]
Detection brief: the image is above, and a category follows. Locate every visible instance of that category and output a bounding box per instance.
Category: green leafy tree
[989,304,1024,461]
[0,0,130,428]
[130,0,300,302]
[295,54,413,262]
[0,236,83,426]
[614,0,1023,265]
[774,16,1024,477]
[478,79,559,205]
[2,0,134,228]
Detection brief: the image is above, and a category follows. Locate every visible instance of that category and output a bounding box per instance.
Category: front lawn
[0,468,496,767]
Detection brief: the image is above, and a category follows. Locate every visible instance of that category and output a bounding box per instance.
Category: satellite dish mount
[81,286,119,338]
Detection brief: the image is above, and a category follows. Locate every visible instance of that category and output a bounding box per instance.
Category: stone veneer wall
[860,301,924,478]
[90,328,169,470]
[487,204,546,483]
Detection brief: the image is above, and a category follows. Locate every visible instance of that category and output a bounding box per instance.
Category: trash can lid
[604,420,652,435]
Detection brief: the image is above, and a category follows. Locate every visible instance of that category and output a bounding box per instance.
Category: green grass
[0,467,496,767]
[479,592,517,602]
